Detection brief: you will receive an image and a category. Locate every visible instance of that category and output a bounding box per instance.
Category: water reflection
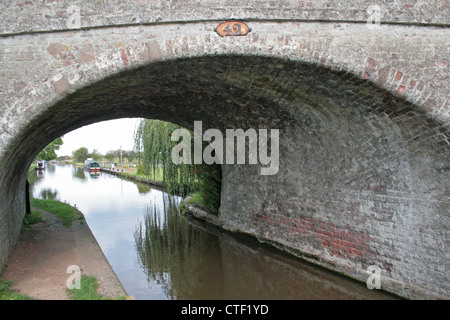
[38,188,59,200]
[89,171,101,178]
[72,166,86,181]
[46,163,55,173]
[36,170,45,178]
[135,195,223,300]
[136,183,152,194]
[28,169,43,186]
[135,196,397,300]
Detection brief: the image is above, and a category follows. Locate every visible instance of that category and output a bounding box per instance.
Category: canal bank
[1,208,129,300]
[100,167,163,187]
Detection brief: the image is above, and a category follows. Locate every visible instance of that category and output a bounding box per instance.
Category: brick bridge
[0,1,448,299]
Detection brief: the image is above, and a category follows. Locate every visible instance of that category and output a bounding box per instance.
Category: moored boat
[36,160,45,170]
[84,158,101,172]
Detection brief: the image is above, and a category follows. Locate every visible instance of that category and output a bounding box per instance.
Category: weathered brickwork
[251,213,372,262]
[1,0,448,35]
[0,2,449,299]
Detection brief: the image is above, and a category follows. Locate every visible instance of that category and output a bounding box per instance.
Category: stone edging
[182,196,221,227]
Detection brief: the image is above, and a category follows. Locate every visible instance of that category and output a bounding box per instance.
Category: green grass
[0,278,34,300]
[130,167,164,182]
[183,192,209,212]
[21,210,44,231]
[30,198,84,226]
[1,275,127,300]
[67,275,126,300]
[28,165,36,174]
[186,192,207,208]
[183,191,220,215]
[108,166,164,183]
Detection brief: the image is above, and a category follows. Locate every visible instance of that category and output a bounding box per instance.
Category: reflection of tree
[72,166,86,181]
[136,183,151,194]
[134,195,223,299]
[46,164,55,173]
[39,188,59,200]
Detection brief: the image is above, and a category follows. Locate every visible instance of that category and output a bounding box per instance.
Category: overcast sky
[56,118,141,157]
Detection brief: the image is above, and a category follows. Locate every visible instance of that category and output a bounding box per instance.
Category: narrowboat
[84,159,101,172]
[36,160,45,170]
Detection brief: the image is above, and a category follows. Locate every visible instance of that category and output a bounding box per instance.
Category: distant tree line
[70,147,140,164]
[36,137,140,165]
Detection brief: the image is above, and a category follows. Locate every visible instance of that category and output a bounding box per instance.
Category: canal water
[29,163,397,300]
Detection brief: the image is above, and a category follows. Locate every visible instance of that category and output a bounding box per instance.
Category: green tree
[134,119,221,214]
[104,150,116,162]
[134,119,196,195]
[36,137,64,161]
[88,149,103,161]
[72,147,89,163]
[127,150,138,163]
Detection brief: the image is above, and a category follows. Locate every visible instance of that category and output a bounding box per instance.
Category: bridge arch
[0,20,449,299]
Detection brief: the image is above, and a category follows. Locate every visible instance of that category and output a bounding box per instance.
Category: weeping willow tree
[134,119,221,214]
[134,119,196,195]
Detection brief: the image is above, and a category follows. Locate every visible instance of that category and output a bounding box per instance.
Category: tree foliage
[134,119,221,214]
[134,119,196,195]
[196,160,222,214]
[88,149,103,161]
[72,147,89,163]
[36,137,64,161]
[104,150,116,162]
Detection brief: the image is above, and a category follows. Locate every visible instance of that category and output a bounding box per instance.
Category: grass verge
[127,168,164,182]
[186,192,207,208]
[67,275,126,300]
[30,198,84,226]
[0,278,34,300]
[1,275,127,300]
[181,192,209,214]
[21,210,44,231]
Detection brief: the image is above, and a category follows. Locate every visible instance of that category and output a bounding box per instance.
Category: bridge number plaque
[215,21,251,37]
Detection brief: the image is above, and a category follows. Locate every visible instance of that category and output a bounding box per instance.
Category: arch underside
[1,55,449,299]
